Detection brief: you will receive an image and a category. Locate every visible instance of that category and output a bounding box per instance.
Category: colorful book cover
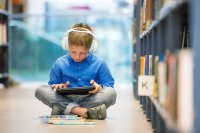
[40,115,81,121]
[40,115,96,125]
[47,119,95,125]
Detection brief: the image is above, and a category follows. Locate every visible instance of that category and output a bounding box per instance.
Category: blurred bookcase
[132,0,199,132]
[0,0,10,87]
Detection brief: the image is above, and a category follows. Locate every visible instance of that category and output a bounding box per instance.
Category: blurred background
[9,0,134,85]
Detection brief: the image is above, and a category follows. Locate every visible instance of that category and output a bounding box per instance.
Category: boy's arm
[48,62,62,85]
[98,61,115,88]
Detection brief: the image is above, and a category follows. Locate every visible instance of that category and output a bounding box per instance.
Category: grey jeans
[35,85,117,114]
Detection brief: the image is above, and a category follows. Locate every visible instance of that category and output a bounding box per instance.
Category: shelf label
[138,75,155,96]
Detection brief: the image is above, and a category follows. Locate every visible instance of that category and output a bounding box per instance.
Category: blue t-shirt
[48,54,114,88]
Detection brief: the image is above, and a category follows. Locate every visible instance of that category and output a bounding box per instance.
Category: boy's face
[69,45,89,62]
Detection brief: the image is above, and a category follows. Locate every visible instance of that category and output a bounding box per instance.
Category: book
[177,49,194,133]
[149,55,153,75]
[40,115,96,125]
[40,115,82,121]
[158,53,167,106]
[0,0,6,10]
[140,56,145,75]
[140,7,146,34]
[145,0,154,29]
[140,0,155,33]
[145,55,149,75]
[47,119,95,125]
[165,53,178,122]
[0,51,3,73]
[153,55,159,98]
[0,22,7,45]
[2,23,6,44]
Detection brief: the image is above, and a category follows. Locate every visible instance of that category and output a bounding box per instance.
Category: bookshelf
[132,0,197,132]
[0,0,9,87]
[191,0,200,133]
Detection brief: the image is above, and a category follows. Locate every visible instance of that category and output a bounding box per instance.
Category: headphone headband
[65,27,95,37]
[61,27,98,53]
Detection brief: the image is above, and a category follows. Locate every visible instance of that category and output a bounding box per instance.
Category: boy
[35,23,117,120]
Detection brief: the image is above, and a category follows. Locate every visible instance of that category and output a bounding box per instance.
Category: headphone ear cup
[61,37,66,50]
[89,39,98,53]
[61,36,69,50]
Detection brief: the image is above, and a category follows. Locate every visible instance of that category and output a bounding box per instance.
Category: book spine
[140,56,145,75]
[158,53,167,106]
[154,55,159,98]
[177,49,194,132]
[165,53,178,122]
[149,55,153,75]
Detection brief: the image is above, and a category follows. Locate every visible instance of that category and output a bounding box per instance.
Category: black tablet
[56,86,95,95]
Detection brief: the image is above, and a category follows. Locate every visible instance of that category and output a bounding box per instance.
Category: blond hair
[68,23,94,50]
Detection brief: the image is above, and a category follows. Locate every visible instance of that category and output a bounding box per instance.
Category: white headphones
[61,27,98,53]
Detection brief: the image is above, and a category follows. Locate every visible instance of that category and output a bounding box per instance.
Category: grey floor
[0,83,153,133]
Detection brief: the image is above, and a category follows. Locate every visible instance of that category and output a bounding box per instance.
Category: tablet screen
[56,86,95,95]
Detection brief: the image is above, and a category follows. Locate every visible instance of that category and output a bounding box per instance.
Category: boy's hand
[52,81,70,91]
[89,80,103,94]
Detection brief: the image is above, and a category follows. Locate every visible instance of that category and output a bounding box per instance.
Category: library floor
[0,83,153,133]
